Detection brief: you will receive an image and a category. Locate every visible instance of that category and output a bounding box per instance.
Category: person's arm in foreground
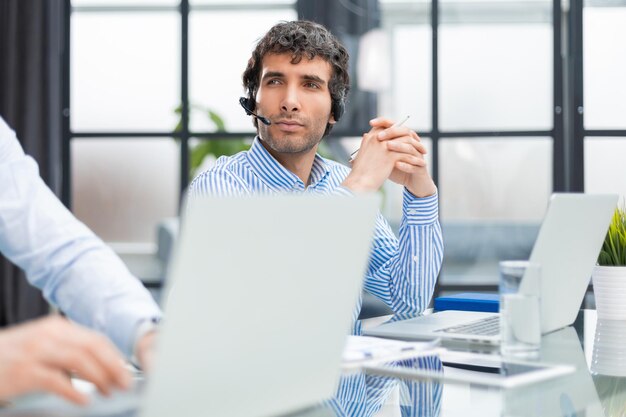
[0,117,162,365]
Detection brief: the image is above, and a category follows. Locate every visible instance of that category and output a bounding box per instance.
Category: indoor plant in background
[593,205,626,320]
[174,104,250,180]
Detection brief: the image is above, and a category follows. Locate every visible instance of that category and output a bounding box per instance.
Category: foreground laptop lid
[141,194,380,417]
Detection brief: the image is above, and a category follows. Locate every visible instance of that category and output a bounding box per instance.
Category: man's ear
[328,114,337,125]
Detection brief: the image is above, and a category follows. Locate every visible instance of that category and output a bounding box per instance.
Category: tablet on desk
[363,351,574,388]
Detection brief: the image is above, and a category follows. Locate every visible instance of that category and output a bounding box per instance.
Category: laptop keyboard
[436,315,500,336]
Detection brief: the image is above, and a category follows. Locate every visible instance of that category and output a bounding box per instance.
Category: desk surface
[341,309,618,416]
[310,309,619,417]
[2,310,622,417]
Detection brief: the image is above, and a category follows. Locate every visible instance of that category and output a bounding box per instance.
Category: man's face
[255,53,335,155]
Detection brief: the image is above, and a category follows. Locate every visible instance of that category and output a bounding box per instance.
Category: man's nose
[280,86,301,113]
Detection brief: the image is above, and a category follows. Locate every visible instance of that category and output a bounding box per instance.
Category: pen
[349,115,411,163]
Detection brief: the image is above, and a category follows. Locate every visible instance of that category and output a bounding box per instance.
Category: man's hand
[342,117,437,197]
[0,316,131,405]
[371,117,437,197]
[342,124,395,192]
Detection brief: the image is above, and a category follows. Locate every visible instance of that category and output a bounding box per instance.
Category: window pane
[71,12,180,131]
[381,24,432,132]
[584,7,626,130]
[439,22,552,131]
[440,138,552,221]
[439,137,552,287]
[189,8,296,133]
[585,137,626,199]
[71,138,180,244]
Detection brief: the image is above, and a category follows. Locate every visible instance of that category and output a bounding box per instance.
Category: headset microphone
[239,97,271,126]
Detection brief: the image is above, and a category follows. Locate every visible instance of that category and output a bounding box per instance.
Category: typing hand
[0,316,131,405]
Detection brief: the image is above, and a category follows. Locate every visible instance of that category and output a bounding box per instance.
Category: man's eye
[267,79,281,85]
[305,82,320,89]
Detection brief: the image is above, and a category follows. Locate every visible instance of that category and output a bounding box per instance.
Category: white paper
[342,336,441,369]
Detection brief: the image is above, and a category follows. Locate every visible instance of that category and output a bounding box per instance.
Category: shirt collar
[246,137,330,192]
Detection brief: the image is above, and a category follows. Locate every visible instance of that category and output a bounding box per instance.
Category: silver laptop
[2,194,379,417]
[141,194,380,417]
[364,193,618,344]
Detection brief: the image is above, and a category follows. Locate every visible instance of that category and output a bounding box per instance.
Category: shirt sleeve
[0,119,162,358]
[0,118,25,164]
[362,189,443,317]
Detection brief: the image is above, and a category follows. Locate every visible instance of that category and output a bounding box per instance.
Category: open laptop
[364,193,618,344]
[2,194,379,417]
[141,194,380,417]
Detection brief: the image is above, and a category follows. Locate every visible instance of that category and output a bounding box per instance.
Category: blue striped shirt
[189,137,443,323]
[323,355,442,416]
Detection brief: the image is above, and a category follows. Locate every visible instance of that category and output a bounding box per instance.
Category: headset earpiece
[243,95,256,113]
[332,99,344,122]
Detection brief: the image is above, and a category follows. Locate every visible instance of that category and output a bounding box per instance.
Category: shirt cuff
[129,317,160,368]
[402,188,439,225]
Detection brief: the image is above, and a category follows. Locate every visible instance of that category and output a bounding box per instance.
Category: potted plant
[593,205,626,320]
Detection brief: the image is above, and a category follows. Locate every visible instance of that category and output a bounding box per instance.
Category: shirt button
[413,256,419,262]
[408,209,416,215]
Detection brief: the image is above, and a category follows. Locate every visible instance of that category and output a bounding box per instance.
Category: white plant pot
[592,265,626,320]
[591,319,626,376]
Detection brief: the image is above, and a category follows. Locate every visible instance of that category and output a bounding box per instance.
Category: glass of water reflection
[499,261,542,358]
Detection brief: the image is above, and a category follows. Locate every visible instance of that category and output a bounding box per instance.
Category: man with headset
[0,116,161,404]
[189,21,443,322]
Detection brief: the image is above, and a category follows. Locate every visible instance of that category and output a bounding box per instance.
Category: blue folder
[434,293,499,313]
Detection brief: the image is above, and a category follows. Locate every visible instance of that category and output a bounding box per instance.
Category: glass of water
[499,260,542,358]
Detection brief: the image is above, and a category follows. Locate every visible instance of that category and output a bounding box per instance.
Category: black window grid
[61,0,626,298]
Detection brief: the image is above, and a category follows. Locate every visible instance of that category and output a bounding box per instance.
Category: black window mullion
[567,0,585,192]
[62,0,72,209]
[180,0,190,203]
[572,0,585,192]
[553,0,565,192]
[431,0,439,189]
[585,130,626,137]
[431,0,442,302]
[438,130,553,138]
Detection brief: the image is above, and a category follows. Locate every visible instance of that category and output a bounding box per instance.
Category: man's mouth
[275,119,304,132]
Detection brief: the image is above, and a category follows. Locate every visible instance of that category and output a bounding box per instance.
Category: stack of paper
[342,336,441,369]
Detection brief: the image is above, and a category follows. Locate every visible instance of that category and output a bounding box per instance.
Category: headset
[239,88,345,125]
[239,97,271,126]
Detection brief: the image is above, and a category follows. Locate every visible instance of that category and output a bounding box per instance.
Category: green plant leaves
[174,103,251,179]
[207,110,226,132]
[598,206,626,266]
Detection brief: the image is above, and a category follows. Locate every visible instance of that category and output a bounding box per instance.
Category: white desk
[1,310,621,417]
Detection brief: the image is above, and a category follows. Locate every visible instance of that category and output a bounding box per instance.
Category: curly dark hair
[242,20,350,136]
